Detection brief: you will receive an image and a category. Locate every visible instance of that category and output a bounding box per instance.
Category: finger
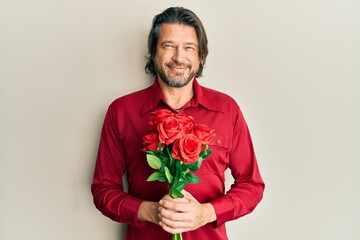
[160,194,174,202]
[182,190,196,200]
[159,206,193,222]
[160,195,188,207]
[159,220,191,234]
[159,214,192,228]
[160,200,193,212]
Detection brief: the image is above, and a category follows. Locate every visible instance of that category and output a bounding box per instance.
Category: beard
[155,61,197,88]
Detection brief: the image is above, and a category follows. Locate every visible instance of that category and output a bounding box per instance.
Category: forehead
[157,23,198,44]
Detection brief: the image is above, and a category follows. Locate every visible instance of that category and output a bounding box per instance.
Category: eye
[164,44,174,49]
[185,46,195,51]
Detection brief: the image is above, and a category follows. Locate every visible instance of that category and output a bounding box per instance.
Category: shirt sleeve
[210,106,265,227]
[91,106,144,226]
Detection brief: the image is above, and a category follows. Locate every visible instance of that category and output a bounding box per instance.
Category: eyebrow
[160,41,174,45]
[160,41,198,46]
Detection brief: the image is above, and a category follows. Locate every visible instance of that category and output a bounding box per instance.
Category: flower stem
[172,233,183,240]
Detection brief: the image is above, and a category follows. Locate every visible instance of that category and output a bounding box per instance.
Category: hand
[138,201,160,225]
[158,190,216,234]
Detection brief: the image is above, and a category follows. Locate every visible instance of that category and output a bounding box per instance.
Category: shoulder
[197,83,247,126]
[108,85,153,111]
[199,84,240,111]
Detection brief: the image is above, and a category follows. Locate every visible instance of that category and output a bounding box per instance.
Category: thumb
[182,190,198,202]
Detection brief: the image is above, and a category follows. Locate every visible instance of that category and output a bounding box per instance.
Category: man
[91,7,264,240]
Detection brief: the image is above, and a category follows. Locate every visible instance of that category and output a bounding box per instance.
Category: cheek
[189,55,200,67]
[155,51,173,62]
[153,55,161,66]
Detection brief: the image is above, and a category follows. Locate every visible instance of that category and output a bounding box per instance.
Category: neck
[158,78,195,110]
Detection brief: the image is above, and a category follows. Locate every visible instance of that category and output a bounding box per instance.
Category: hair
[145,7,208,77]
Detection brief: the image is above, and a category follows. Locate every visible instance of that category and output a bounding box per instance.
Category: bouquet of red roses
[143,109,215,240]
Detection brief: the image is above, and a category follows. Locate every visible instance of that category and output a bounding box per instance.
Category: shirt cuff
[120,195,146,227]
[209,196,234,227]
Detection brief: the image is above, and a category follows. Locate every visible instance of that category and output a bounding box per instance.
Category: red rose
[177,115,194,134]
[192,124,215,145]
[143,133,160,151]
[150,109,174,130]
[158,116,185,145]
[172,134,202,164]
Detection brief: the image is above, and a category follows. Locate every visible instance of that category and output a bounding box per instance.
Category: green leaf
[200,148,213,159]
[167,146,175,168]
[175,159,181,170]
[170,187,184,198]
[174,179,186,192]
[186,161,200,171]
[147,171,167,182]
[186,173,201,184]
[203,149,213,158]
[165,166,174,183]
[172,169,180,185]
[145,150,157,155]
[180,168,187,179]
[185,156,206,172]
[180,162,188,171]
[160,161,165,172]
[147,155,161,169]
[197,157,204,169]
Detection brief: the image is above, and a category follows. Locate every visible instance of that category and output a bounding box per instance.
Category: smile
[170,66,186,71]
[167,63,190,72]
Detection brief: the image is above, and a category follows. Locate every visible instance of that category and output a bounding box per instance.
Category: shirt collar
[192,78,221,112]
[141,78,221,116]
[140,79,164,115]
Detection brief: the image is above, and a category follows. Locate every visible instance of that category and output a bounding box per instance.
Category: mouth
[167,62,190,71]
[169,67,186,73]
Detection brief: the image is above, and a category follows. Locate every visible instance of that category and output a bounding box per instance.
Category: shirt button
[217,139,221,144]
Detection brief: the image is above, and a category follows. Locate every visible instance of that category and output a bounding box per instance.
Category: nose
[172,47,186,63]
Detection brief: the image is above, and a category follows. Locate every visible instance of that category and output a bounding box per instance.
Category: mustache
[166,61,191,68]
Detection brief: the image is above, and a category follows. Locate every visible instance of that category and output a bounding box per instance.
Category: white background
[1,1,359,239]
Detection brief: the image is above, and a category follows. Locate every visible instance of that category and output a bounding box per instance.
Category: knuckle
[159,207,165,215]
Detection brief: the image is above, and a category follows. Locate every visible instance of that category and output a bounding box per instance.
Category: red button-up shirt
[91,79,264,240]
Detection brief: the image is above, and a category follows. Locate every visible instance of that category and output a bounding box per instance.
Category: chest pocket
[211,135,230,149]
[198,134,230,174]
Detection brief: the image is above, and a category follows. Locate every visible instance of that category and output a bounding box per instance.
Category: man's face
[154,23,200,88]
